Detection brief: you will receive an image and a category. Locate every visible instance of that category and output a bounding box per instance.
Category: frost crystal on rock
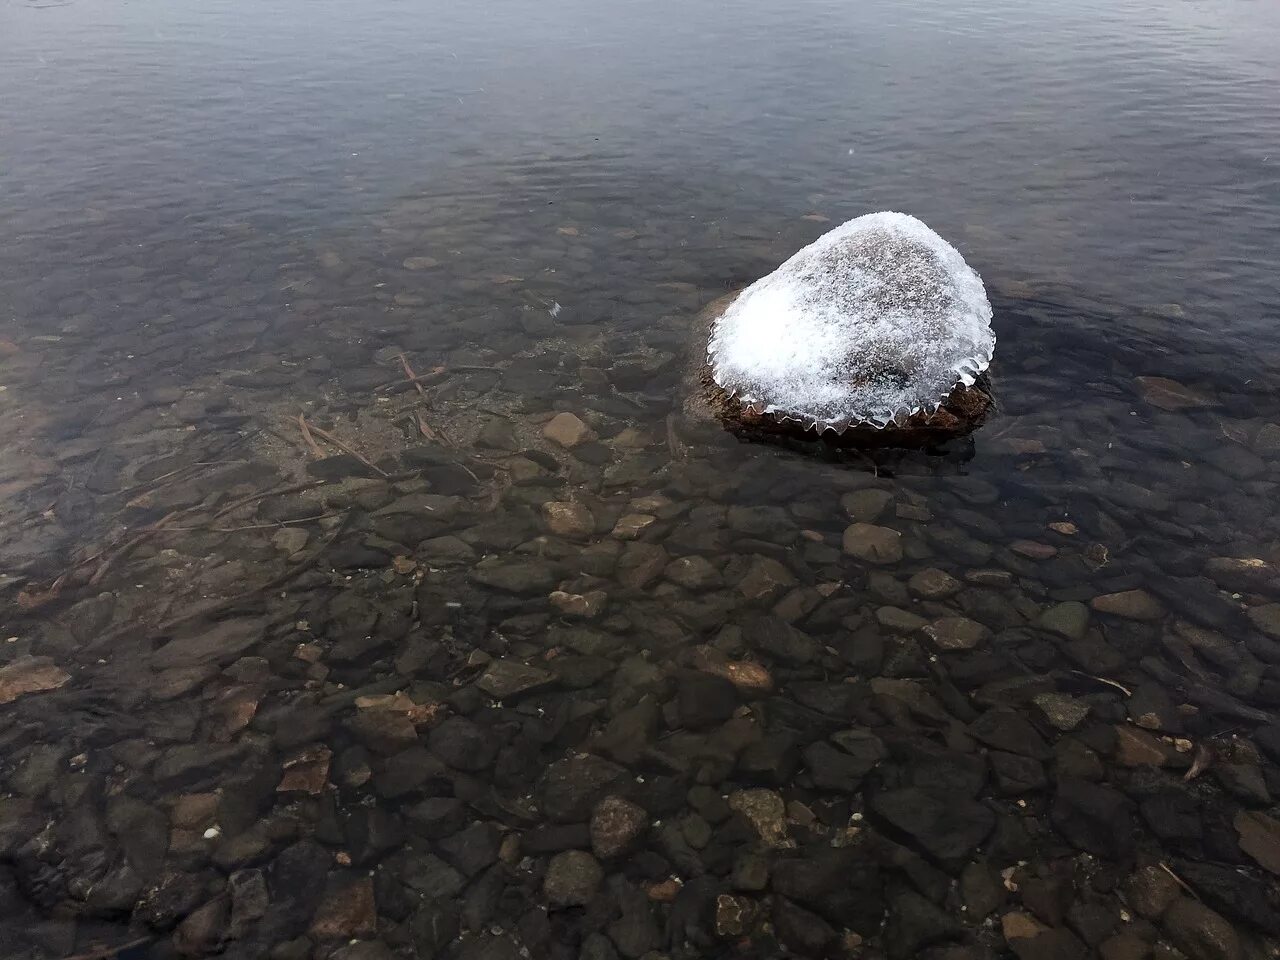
[706,212,994,431]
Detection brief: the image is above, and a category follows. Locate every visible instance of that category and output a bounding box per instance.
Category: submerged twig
[1158,862,1199,900]
[89,508,190,586]
[1070,670,1133,697]
[302,418,389,477]
[1184,742,1213,782]
[59,936,151,960]
[296,413,323,458]
[213,480,327,520]
[399,354,427,398]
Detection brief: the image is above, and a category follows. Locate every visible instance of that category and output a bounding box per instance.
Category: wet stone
[843,523,904,564]
[877,606,928,634]
[174,897,229,955]
[1122,864,1180,920]
[439,822,500,879]
[544,850,603,907]
[884,887,962,960]
[310,875,377,940]
[1033,692,1091,731]
[731,853,769,891]
[743,614,820,664]
[0,656,71,705]
[543,412,595,448]
[908,567,962,599]
[841,488,894,523]
[1091,589,1165,621]
[1161,897,1241,960]
[591,795,647,859]
[714,893,758,938]
[990,750,1047,794]
[970,708,1050,758]
[540,755,628,823]
[961,862,1005,919]
[1038,601,1090,641]
[427,717,497,771]
[471,556,560,593]
[726,788,789,848]
[1114,725,1178,767]
[1246,603,1280,639]
[803,740,871,792]
[924,616,989,651]
[736,554,796,602]
[347,709,418,756]
[665,555,722,590]
[542,501,596,539]
[1052,779,1135,857]
[676,670,738,728]
[151,619,265,669]
[870,787,995,860]
[1234,809,1280,874]
[616,542,668,588]
[475,659,554,700]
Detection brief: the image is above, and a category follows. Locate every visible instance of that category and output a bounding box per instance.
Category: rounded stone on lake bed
[908,567,961,599]
[542,412,595,449]
[1247,604,1280,639]
[1090,589,1164,621]
[841,488,894,523]
[590,795,648,859]
[543,850,603,906]
[842,523,903,564]
[1038,601,1090,640]
[923,616,989,651]
[542,501,595,539]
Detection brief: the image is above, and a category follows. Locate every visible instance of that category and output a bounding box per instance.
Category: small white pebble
[203,826,221,840]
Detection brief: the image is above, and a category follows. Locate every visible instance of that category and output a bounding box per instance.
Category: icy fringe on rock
[707,211,995,432]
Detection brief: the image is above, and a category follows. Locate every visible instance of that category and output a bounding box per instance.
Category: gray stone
[1247,604,1280,640]
[542,501,595,539]
[841,488,894,523]
[923,616,988,651]
[1091,590,1164,621]
[151,619,265,669]
[475,660,554,700]
[1038,601,1090,640]
[664,555,722,591]
[1121,864,1180,920]
[843,523,903,564]
[544,850,603,906]
[616,542,668,588]
[908,568,961,599]
[1162,897,1241,960]
[543,412,595,448]
[736,555,796,602]
[590,795,647,859]
[470,557,560,594]
[876,606,928,634]
[1033,692,1090,732]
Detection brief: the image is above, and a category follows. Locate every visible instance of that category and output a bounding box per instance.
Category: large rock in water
[695,212,995,447]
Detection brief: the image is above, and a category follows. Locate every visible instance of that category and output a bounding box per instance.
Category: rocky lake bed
[4,197,1280,960]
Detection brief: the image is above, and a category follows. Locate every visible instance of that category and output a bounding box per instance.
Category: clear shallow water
[3,0,1280,958]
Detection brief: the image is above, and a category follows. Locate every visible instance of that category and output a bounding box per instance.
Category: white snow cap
[707,212,994,431]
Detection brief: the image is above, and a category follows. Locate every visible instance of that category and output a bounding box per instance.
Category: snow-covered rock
[706,212,994,432]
